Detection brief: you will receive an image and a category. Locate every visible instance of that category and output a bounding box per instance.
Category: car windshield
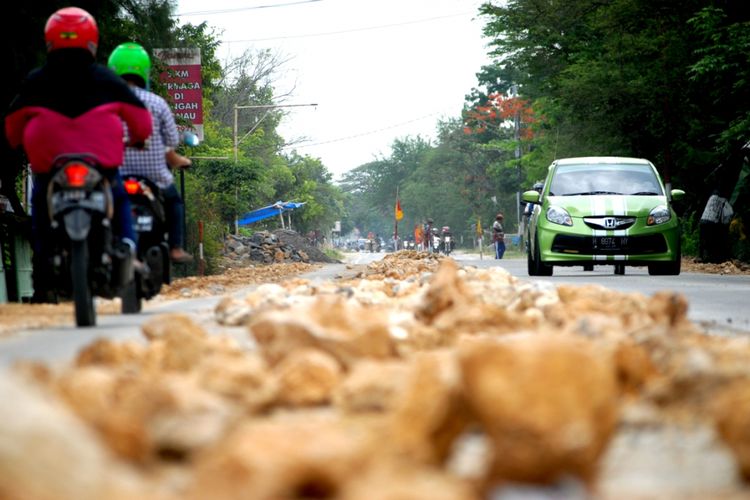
[548,163,663,196]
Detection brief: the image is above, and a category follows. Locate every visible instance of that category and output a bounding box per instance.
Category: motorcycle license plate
[135,215,153,232]
[594,236,627,250]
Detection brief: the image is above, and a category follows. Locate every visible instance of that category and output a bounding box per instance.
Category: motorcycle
[119,131,199,313]
[442,234,453,255]
[46,154,134,326]
[431,231,441,254]
[119,174,170,313]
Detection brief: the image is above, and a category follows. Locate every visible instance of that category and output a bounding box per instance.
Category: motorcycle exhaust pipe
[112,238,136,287]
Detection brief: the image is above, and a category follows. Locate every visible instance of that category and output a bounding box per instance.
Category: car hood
[547,195,668,217]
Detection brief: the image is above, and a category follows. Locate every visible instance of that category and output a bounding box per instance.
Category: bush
[681,212,700,257]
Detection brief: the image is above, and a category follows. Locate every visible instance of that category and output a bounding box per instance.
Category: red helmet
[44,7,98,55]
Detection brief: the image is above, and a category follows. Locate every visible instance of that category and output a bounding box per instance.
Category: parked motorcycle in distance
[47,154,134,326]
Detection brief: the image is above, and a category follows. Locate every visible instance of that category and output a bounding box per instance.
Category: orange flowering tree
[462,92,539,140]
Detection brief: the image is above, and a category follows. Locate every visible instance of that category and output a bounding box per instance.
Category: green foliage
[681,212,700,258]
[323,248,344,261]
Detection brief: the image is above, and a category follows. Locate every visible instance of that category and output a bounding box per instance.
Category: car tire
[648,259,681,276]
[528,233,552,277]
[648,243,681,276]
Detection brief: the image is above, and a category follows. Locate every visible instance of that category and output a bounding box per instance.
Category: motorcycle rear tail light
[64,163,90,187]
[124,179,142,195]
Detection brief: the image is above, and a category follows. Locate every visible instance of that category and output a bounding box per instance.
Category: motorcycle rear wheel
[71,239,96,326]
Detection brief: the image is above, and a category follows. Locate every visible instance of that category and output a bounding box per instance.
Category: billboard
[153,48,204,141]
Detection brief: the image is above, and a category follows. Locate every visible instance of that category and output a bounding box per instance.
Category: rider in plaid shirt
[109,43,193,263]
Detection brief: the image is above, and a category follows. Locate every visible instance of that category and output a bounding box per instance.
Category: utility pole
[512,84,522,235]
[232,102,317,233]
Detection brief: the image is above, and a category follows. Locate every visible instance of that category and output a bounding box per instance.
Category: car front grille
[583,216,636,230]
[551,233,668,255]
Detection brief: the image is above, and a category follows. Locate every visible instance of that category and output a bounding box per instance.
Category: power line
[224,12,472,43]
[282,112,443,150]
[177,0,322,17]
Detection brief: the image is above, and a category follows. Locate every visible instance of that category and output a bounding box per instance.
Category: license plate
[135,215,153,232]
[595,236,627,250]
[63,190,86,200]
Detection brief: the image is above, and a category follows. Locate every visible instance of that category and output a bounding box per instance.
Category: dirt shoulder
[0,262,319,337]
[681,257,750,275]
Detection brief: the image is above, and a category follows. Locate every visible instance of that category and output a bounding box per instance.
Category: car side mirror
[670,189,685,201]
[522,190,541,204]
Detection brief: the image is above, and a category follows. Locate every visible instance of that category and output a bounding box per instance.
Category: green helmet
[108,42,150,87]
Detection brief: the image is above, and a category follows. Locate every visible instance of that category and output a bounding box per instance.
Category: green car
[523,157,684,276]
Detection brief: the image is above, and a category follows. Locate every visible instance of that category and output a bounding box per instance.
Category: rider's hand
[166,149,191,169]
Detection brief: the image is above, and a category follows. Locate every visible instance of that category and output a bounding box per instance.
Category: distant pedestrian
[414,223,424,251]
[700,190,733,263]
[493,213,506,259]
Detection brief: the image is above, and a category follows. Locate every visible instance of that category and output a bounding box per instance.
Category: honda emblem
[604,217,617,228]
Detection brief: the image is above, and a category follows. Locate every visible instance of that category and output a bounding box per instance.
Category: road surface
[1,253,748,369]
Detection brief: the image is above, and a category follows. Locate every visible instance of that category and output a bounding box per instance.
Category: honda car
[523,157,684,276]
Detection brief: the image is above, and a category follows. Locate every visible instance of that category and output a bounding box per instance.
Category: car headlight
[546,206,573,226]
[647,205,671,225]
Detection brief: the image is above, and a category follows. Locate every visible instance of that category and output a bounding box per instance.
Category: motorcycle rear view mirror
[181,131,200,147]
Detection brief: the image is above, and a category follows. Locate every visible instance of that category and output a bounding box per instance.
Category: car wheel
[648,244,681,276]
[527,240,538,276]
[530,233,553,277]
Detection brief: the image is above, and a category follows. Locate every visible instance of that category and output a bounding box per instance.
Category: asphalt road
[0,263,358,369]
[349,251,750,334]
[1,253,748,369]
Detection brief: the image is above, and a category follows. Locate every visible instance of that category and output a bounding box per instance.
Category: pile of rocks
[223,229,337,265]
[6,253,750,499]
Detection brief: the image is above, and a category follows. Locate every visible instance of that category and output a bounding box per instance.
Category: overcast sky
[176,0,491,179]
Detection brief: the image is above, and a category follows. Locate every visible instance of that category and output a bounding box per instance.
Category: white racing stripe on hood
[591,196,607,260]
[611,196,628,264]
[591,196,607,237]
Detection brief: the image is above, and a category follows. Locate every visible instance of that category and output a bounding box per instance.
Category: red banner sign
[154,48,204,141]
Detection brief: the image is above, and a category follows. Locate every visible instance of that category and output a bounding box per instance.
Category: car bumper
[537,219,680,265]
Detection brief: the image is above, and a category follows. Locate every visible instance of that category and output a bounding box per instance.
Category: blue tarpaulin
[237,201,306,226]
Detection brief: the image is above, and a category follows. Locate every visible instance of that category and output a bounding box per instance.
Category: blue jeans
[495,240,506,259]
[162,183,186,249]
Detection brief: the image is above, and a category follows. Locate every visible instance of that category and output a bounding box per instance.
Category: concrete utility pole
[232,103,317,233]
[512,84,521,234]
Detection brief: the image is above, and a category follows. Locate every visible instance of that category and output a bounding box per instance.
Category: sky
[175,0,492,179]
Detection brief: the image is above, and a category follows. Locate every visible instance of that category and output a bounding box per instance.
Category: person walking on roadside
[414,223,424,251]
[699,189,733,263]
[493,212,506,259]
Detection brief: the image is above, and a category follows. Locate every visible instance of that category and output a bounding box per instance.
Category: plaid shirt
[121,86,179,189]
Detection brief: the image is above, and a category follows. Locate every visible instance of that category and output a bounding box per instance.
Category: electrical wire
[223,12,472,42]
[282,112,442,150]
[177,0,322,17]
